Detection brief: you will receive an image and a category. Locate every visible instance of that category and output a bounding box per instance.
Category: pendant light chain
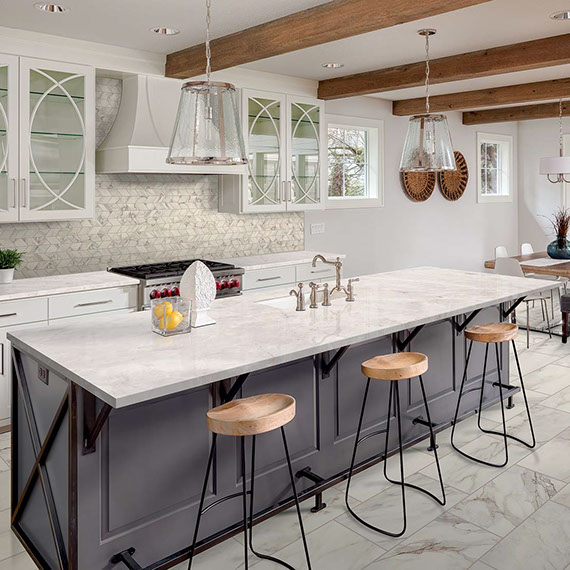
[424,33,431,115]
[559,99,563,156]
[205,0,212,82]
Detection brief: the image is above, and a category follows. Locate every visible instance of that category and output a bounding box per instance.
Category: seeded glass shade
[399,114,456,172]
[167,81,247,166]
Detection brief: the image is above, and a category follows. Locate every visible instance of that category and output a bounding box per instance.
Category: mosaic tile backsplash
[0,81,304,278]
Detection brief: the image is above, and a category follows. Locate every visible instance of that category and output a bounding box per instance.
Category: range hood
[96,75,247,175]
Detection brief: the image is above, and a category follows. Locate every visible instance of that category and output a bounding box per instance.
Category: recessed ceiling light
[322,63,344,69]
[550,10,570,20]
[150,27,180,36]
[34,3,70,13]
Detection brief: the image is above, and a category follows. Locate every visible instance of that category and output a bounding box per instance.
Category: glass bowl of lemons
[151,297,191,336]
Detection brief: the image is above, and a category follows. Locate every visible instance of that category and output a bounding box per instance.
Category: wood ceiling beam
[165,0,491,79]
[462,101,570,125]
[318,33,570,100]
[393,78,570,115]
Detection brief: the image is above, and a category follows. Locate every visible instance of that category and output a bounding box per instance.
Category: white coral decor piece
[179,261,216,328]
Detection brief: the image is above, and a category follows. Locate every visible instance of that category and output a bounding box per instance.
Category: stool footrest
[201,490,251,516]
[412,416,438,428]
[110,548,141,569]
[492,382,515,390]
[356,428,388,447]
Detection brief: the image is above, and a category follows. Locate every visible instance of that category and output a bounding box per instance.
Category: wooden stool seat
[361,352,428,381]
[206,394,296,436]
[465,322,518,344]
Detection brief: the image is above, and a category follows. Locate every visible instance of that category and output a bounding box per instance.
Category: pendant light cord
[425,33,430,115]
[205,0,212,82]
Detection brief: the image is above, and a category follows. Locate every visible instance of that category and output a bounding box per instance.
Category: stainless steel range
[109,259,245,310]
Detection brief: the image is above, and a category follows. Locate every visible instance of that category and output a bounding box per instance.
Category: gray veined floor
[1,330,570,570]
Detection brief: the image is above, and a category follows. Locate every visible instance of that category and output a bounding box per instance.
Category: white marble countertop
[220,251,346,271]
[0,271,139,302]
[8,267,557,409]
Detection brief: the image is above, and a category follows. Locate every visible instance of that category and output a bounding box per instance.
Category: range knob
[231,279,240,288]
[171,287,180,296]
[221,281,230,289]
[149,289,161,300]
[161,288,172,298]
[215,282,222,290]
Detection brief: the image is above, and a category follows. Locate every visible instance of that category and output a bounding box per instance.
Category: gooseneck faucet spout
[312,255,346,296]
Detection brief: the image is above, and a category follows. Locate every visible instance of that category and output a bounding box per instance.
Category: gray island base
[7,268,556,570]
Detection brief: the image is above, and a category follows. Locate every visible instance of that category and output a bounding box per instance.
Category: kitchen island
[7,267,556,570]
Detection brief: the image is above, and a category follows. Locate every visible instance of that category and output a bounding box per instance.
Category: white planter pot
[0,268,14,284]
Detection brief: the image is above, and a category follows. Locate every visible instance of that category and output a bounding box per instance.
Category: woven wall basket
[401,171,436,202]
[438,151,468,201]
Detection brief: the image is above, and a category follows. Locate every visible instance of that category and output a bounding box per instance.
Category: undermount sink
[257,288,344,310]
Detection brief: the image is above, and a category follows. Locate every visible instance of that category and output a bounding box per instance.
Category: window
[477,133,513,203]
[326,115,383,208]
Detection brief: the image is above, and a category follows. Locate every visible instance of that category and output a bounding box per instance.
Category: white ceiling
[1,0,569,102]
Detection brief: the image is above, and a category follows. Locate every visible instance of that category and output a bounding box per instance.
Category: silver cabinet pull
[74,300,113,308]
[287,181,292,202]
[310,269,330,274]
[0,313,17,318]
[10,179,17,208]
[281,180,286,203]
[20,179,27,208]
[0,343,3,376]
[256,276,282,282]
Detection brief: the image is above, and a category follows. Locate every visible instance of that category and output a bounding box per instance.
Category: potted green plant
[544,208,570,259]
[0,249,23,283]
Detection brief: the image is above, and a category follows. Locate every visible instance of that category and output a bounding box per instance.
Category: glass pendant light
[539,99,570,184]
[167,0,247,166]
[399,29,455,172]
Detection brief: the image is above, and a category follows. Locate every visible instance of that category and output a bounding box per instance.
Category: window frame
[325,114,384,209]
[476,132,513,204]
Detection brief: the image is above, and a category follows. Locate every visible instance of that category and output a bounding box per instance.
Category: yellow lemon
[153,301,173,319]
[159,311,183,331]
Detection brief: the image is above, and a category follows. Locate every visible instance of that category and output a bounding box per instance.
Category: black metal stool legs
[189,432,312,570]
[345,376,445,538]
[451,339,536,470]
[248,433,312,570]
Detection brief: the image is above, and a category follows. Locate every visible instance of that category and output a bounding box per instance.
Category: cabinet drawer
[0,297,48,328]
[49,307,137,324]
[295,263,336,283]
[48,286,138,319]
[242,266,296,291]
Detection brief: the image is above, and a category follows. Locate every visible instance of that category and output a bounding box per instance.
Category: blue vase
[547,236,570,259]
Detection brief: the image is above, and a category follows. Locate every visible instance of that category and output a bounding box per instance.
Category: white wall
[518,117,570,251]
[306,96,520,277]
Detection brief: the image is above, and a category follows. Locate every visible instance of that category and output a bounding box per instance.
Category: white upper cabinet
[219,88,326,214]
[0,55,95,223]
[0,55,19,222]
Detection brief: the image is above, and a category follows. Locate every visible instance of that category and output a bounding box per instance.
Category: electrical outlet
[310,223,325,235]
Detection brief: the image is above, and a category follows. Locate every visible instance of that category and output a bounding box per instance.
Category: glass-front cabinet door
[19,58,95,221]
[242,90,287,213]
[0,55,19,222]
[287,95,325,211]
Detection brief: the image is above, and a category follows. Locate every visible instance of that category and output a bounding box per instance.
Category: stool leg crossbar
[345,375,446,538]
[451,340,536,468]
[188,429,312,570]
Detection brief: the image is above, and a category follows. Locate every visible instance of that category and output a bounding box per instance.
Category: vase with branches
[544,208,570,259]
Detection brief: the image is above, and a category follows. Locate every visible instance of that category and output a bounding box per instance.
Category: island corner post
[9,297,526,570]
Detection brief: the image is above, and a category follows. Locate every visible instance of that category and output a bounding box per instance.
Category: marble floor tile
[420,434,532,494]
[450,464,564,537]
[505,404,570,446]
[171,538,245,570]
[524,336,570,357]
[233,486,358,556]
[479,389,548,425]
[469,562,495,570]
[335,473,466,551]
[366,512,499,570]
[0,532,25,564]
[541,386,570,414]
[482,501,570,570]
[251,520,385,570]
[0,474,10,514]
[0,553,36,570]
[523,364,570,395]
[554,484,570,509]
[552,353,570,368]
[518,427,570,482]
[510,351,562,379]
[335,447,434,503]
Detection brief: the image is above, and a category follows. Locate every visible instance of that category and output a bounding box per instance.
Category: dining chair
[495,246,509,258]
[494,257,552,348]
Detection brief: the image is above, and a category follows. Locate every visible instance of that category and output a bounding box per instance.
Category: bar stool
[451,322,536,467]
[345,352,446,537]
[188,394,312,570]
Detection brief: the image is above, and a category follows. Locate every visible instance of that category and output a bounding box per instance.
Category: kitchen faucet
[312,255,347,296]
